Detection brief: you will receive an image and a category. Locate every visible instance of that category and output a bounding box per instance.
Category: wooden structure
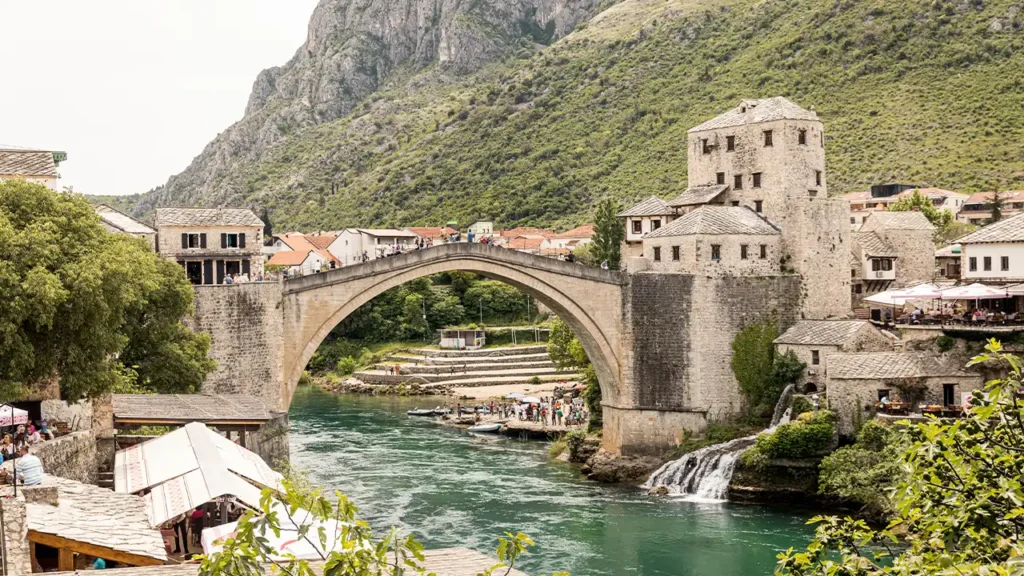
[112,394,273,448]
[439,329,486,350]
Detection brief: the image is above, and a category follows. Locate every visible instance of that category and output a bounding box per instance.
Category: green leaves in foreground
[777,339,1024,575]
[198,479,567,576]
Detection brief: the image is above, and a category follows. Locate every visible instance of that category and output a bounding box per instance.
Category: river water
[289,386,816,575]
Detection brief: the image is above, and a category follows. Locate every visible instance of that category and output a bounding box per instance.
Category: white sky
[0,0,320,195]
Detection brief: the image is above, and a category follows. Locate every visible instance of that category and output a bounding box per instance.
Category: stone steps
[354,366,573,384]
[422,373,583,388]
[377,360,556,374]
[409,345,548,358]
[384,353,551,365]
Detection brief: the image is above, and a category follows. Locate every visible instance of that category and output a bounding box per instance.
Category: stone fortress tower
[684,97,851,318]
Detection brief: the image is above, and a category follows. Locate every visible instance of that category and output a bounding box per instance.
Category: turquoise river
[289,385,817,575]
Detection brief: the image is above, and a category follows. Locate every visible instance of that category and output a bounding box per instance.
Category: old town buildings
[154,208,265,284]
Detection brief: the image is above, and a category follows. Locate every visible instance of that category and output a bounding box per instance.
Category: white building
[617,196,676,260]
[467,221,494,236]
[958,191,1024,225]
[0,149,66,190]
[957,212,1024,282]
[544,224,595,250]
[326,228,419,265]
[266,249,328,277]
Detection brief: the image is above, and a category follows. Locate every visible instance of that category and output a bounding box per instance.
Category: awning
[0,405,29,427]
[940,283,1012,300]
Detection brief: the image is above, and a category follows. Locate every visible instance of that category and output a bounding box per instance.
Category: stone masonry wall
[250,413,290,470]
[31,430,97,485]
[615,272,801,455]
[880,228,935,287]
[189,283,285,410]
[828,375,982,436]
[642,234,780,276]
[0,491,31,576]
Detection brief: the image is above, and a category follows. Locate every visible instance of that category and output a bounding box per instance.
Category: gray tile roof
[45,547,523,576]
[774,320,875,346]
[957,212,1024,244]
[667,184,729,207]
[935,243,961,257]
[688,97,819,133]
[96,205,155,235]
[27,475,167,562]
[860,211,935,232]
[617,196,673,217]
[853,231,898,258]
[0,149,58,177]
[155,208,264,228]
[828,352,971,380]
[112,394,271,424]
[644,206,780,238]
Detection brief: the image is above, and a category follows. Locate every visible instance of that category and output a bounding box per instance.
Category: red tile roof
[964,190,1024,204]
[404,227,458,239]
[552,224,595,239]
[267,250,315,266]
[507,236,545,250]
[306,234,337,249]
[499,227,554,239]
[272,234,340,266]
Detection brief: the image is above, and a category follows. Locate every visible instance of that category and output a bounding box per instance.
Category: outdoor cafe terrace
[865,282,1024,332]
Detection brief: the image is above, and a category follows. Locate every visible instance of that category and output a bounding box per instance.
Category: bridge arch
[279,243,625,412]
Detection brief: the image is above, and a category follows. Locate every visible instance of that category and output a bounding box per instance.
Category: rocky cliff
[135,0,602,214]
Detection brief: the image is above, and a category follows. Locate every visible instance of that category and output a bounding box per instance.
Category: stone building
[155,208,265,284]
[640,206,780,276]
[846,186,969,230]
[936,243,962,280]
[617,196,676,262]
[774,320,893,393]
[685,97,850,319]
[850,230,898,303]
[858,211,935,287]
[95,204,156,250]
[826,352,983,436]
[0,149,66,190]
[958,190,1024,225]
[957,212,1024,283]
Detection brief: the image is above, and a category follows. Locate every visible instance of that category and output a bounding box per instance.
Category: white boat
[406,409,436,417]
[467,423,502,433]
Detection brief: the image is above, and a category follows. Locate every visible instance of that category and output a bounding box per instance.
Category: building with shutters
[154,208,265,284]
[0,148,67,190]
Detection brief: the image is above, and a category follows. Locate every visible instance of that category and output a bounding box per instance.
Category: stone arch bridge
[191,243,802,455]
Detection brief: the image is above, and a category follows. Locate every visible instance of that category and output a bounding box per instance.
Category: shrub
[817,420,906,519]
[790,395,813,416]
[753,410,836,459]
[548,438,568,458]
[336,356,359,376]
[298,371,312,386]
[936,334,955,352]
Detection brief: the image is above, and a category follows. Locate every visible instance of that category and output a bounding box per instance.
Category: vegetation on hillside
[886,189,977,246]
[816,420,906,520]
[0,180,214,401]
[778,340,1024,574]
[131,0,1024,232]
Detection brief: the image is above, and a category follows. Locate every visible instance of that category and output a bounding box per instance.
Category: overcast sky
[0,0,319,195]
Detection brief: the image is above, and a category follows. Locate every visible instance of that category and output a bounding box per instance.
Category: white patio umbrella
[0,405,28,427]
[504,392,526,399]
[519,396,541,404]
[891,283,944,300]
[863,290,907,306]
[940,283,1012,300]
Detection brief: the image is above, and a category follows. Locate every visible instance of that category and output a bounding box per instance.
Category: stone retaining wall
[31,430,97,485]
[250,413,290,470]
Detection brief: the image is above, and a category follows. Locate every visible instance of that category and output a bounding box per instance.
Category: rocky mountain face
[136,0,602,213]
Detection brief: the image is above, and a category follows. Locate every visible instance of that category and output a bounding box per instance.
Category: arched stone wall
[279,244,625,413]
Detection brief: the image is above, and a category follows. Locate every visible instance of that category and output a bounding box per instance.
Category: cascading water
[643,386,797,502]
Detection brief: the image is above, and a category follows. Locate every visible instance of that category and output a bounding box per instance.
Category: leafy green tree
[777,340,1024,575]
[590,200,623,270]
[817,420,906,520]
[770,350,806,395]
[426,294,465,328]
[987,190,1005,223]
[731,318,780,416]
[199,479,566,576]
[401,293,429,339]
[886,190,956,246]
[548,318,601,429]
[0,180,213,401]
[463,280,527,323]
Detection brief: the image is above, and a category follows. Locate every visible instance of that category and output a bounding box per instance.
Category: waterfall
[643,387,797,502]
[770,383,797,428]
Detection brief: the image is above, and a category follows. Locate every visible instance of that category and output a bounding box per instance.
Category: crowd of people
[457,397,588,427]
[223,272,275,284]
[1,422,53,461]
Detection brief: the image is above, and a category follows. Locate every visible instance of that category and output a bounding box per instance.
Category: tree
[777,340,1024,575]
[886,190,955,246]
[463,281,526,323]
[986,190,1005,223]
[590,199,623,270]
[548,318,601,429]
[199,479,566,576]
[730,318,780,416]
[426,294,465,328]
[0,180,214,401]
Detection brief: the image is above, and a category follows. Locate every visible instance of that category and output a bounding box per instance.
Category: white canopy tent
[114,422,284,526]
[0,405,28,427]
[201,500,351,560]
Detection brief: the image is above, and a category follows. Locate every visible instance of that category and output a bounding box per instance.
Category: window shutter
[242,260,251,275]
[200,233,207,248]
[221,234,227,249]
[181,234,188,249]
[203,260,214,285]
[216,260,225,284]
[239,233,246,249]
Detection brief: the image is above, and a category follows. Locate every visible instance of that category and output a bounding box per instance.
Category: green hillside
[150,0,1024,231]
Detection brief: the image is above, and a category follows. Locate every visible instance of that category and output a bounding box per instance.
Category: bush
[336,356,359,376]
[817,420,906,519]
[565,429,587,455]
[298,371,312,386]
[936,334,955,352]
[548,438,568,458]
[672,423,754,457]
[790,395,813,416]
[753,410,836,459]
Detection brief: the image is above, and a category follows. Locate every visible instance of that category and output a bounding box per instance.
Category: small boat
[406,409,436,417]
[467,423,502,433]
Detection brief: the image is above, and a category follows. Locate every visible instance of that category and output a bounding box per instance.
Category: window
[754,200,763,213]
[632,220,642,234]
[984,256,992,272]
[877,389,891,401]
[850,217,856,224]
[759,244,767,259]
[726,135,735,151]
[821,132,825,147]
[752,172,762,188]
[731,201,740,206]
[815,170,822,186]
[854,283,863,294]
[186,234,201,248]
[733,174,743,190]
[651,219,661,230]
[1002,256,1010,271]
[811,350,819,365]
[871,259,893,272]
[741,244,749,259]
[716,172,725,185]
[221,233,245,249]
[808,190,818,198]
[798,129,807,145]
[943,383,956,407]
[763,130,773,147]
[653,247,661,262]
[226,233,239,248]
[711,244,721,261]
[702,139,711,154]
[969,257,977,272]
[672,246,680,261]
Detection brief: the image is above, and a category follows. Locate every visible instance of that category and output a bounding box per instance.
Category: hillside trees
[885,190,971,246]
[548,318,601,428]
[590,199,623,270]
[0,180,214,401]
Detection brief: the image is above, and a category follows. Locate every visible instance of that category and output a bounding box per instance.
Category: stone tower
[685,97,850,318]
